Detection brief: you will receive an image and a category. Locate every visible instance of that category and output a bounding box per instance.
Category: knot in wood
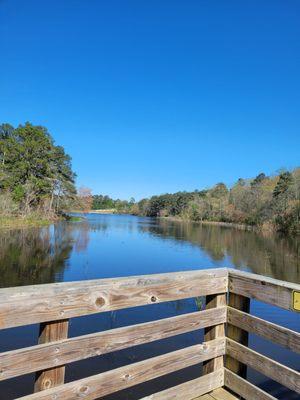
[43,379,52,389]
[95,297,105,308]
[78,385,89,395]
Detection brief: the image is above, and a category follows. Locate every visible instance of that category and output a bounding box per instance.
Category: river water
[0,214,299,399]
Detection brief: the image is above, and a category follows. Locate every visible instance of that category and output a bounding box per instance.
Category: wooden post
[226,292,250,378]
[34,319,69,392]
[203,293,226,374]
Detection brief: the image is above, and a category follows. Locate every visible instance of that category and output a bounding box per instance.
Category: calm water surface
[0,214,299,399]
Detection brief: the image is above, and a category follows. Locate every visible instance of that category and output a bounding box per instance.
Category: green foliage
[12,185,25,202]
[0,122,76,218]
[131,169,300,236]
[273,171,293,198]
[92,195,116,209]
[92,194,133,213]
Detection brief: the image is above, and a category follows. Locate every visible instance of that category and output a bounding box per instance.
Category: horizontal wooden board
[224,369,276,400]
[228,269,300,311]
[0,306,226,381]
[140,369,224,399]
[226,338,300,394]
[206,388,238,400]
[18,338,226,400]
[0,268,228,329]
[227,306,300,354]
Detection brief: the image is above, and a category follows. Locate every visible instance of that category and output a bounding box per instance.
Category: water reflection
[0,221,90,287]
[141,219,300,283]
[0,215,299,399]
[0,216,299,287]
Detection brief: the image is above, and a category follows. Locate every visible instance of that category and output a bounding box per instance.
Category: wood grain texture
[0,307,226,381]
[226,338,300,394]
[227,306,300,354]
[228,269,300,311]
[140,369,224,399]
[0,268,228,329]
[224,369,276,400]
[34,320,69,392]
[208,388,238,400]
[17,338,225,400]
[226,293,249,378]
[193,388,238,400]
[203,294,226,374]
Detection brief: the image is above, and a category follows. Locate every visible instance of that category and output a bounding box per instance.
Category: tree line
[0,122,77,220]
[92,194,135,212]
[93,169,300,235]
[1,122,298,235]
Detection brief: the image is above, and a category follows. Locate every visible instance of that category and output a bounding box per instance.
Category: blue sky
[1,1,299,200]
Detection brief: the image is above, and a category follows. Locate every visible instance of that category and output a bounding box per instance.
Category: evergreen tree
[273,172,293,198]
[0,122,76,214]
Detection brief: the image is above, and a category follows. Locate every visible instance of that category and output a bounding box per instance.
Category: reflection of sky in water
[0,214,299,399]
[63,213,300,284]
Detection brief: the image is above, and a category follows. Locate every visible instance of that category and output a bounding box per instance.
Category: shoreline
[72,209,117,214]
[0,213,282,236]
[0,214,82,230]
[0,216,52,230]
[158,216,262,232]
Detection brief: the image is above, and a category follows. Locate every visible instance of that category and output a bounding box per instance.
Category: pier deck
[196,388,238,399]
[0,268,299,399]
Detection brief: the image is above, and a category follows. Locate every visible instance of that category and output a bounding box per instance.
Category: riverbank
[88,209,116,214]
[158,216,265,232]
[0,213,83,230]
[89,211,283,234]
[166,216,290,235]
[0,215,52,230]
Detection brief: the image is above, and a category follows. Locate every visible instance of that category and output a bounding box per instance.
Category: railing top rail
[0,268,228,329]
[228,268,300,291]
[228,268,300,311]
[0,267,228,293]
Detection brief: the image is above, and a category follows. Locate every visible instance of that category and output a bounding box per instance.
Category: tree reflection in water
[0,221,90,288]
[140,219,300,283]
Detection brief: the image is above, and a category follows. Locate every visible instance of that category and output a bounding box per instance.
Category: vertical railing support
[226,292,250,378]
[203,293,226,374]
[34,319,69,392]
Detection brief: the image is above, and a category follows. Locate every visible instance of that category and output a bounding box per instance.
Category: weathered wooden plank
[208,388,238,400]
[0,268,228,329]
[227,306,300,354]
[224,369,276,400]
[34,320,69,392]
[203,294,226,374]
[228,269,300,311]
[226,293,250,378]
[17,338,225,400]
[226,338,300,394]
[140,369,224,399]
[193,389,238,400]
[0,306,226,381]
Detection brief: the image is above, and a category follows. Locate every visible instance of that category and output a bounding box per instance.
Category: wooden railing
[225,269,300,399]
[0,268,299,399]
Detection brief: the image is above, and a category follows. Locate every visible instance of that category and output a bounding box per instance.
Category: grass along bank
[0,215,52,229]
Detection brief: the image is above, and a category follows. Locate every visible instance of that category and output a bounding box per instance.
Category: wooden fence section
[140,369,224,400]
[224,369,276,400]
[19,339,225,400]
[228,268,300,311]
[0,268,228,329]
[0,267,299,400]
[0,307,226,381]
[227,306,300,354]
[226,269,300,399]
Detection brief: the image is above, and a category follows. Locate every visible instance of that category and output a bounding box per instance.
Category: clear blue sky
[1,1,299,200]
